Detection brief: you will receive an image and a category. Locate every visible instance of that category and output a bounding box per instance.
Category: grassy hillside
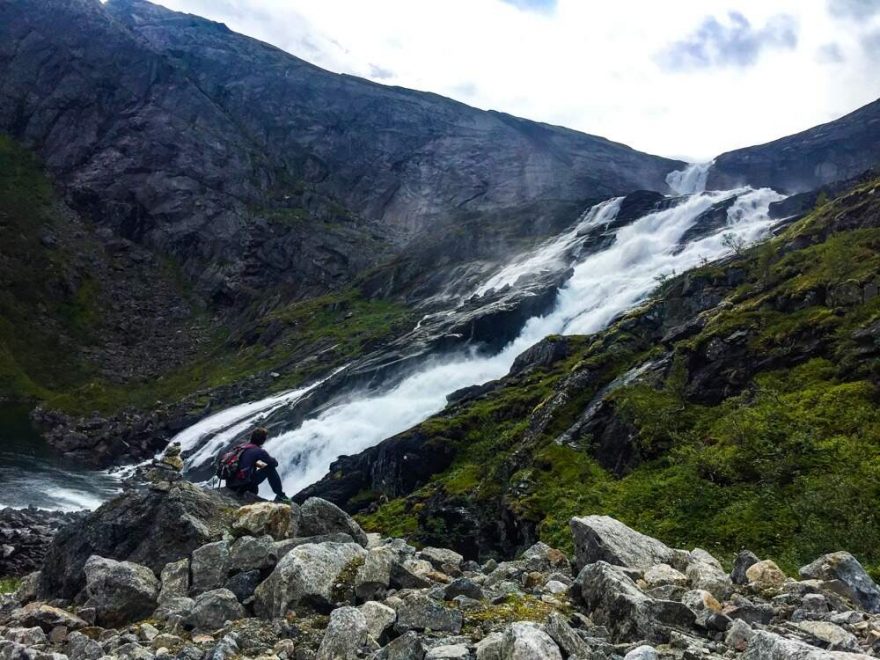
[354,176,880,574]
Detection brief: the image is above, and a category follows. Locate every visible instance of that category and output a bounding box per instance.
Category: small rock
[624,646,659,660]
[158,559,189,604]
[4,627,48,646]
[444,578,484,601]
[190,541,230,595]
[66,631,103,660]
[545,613,591,658]
[730,550,759,585]
[83,556,159,627]
[725,619,753,652]
[792,620,860,652]
[224,570,261,603]
[373,630,426,660]
[501,622,562,660]
[644,564,688,589]
[394,593,463,634]
[186,589,246,631]
[746,560,787,589]
[419,548,464,572]
[232,502,299,540]
[359,601,396,643]
[424,644,469,659]
[299,498,368,547]
[316,606,372,660]
[475,632,503,660]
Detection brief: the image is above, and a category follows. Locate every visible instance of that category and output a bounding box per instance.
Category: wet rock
[254,542,367,616]
[359,601,396,644]
[730,550,759,585]
[82,556,159,627]
[509,336,570,375]
[38,481,236,600]
[158,559,189,604]
[232,503,298,540]
[501,622,562,660]
[316,606,372,660]
[394,593,463,634]
[190,541,230,595]
[186,589,245,631]
[570,516,681,571]
[299,498,369,547]
[799,552,880,613]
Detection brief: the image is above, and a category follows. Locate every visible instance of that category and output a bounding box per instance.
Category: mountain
[0,0,682,454]
[707,97,880,193]
[304,174,880,570]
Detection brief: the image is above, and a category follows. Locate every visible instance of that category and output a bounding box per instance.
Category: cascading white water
[176,184,783,497]
[666,162,713,195]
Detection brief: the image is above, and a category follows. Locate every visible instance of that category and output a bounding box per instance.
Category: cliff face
[0,0,682,306]
[707,98,880,194]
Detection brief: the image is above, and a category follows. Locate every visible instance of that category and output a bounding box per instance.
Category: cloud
[657,11,798,71]
[369,64,395,80]
[500,0,556,13]
[816,42,845,63]
[863,29,880,55]
[827,0,880,19]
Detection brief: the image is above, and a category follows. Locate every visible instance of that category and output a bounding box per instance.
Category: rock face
[298,498,369,547]
[38,481,236,599]
[800,552,880,613]
[82,556,160,627]
[569,515,681,571]
[0,509,85,577]
[708,97,880,193]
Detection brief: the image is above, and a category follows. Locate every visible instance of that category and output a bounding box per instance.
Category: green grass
[0,577,21,593]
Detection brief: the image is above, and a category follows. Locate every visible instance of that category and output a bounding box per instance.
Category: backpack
[216,442,256,483]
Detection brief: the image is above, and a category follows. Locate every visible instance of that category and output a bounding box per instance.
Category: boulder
[394,593,463,634]
[730,550,759,585]
[643,564,688,589]
[520,542,571,575]
[725,619,753,652]
[418,548,463,572]
[38,481,236,599]
[624,647,659,660]
[799,552,880,613]
[791,621,859,652]
[158,559,189,603]
[746,560,787,589]
[577,561,695,642]
[8,603,87,632]
[355,546,398,601]
[82,556,159,627]
[743,630,873,659]
[228,535,276,572]
[474,633,504,660]
[443,578,484,601]
[254,542,367,616]
[316,606,372,660]
[4,628,47,646]
[190,540,230,595]
[299,498,368,547]
[685,550,732,600]
[66,631,103,660]
[681,590,722,628]
[232,503,298,540]
[570,516,681,571]
[501,622,562,660]
[359,601,396,644]
[373,631,425,660]
[186,589,246,631]
[224,570,261,602]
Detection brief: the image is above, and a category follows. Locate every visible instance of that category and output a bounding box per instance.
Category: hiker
[221,427,291,503]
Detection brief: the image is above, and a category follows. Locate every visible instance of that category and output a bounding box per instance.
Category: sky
[148,0,880,161]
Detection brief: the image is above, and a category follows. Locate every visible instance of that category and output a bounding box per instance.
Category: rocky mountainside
[707,98,880,193]
[5,461,880,659]
[304,173,880,573]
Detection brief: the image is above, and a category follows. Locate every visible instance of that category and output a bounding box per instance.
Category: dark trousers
[236,465,285,497]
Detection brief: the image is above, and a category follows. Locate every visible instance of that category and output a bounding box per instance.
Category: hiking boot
[274,494,292,504]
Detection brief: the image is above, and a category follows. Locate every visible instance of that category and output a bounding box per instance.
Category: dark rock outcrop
[0,509,85,577]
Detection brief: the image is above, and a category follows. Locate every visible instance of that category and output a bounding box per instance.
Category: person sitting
[227,427,291,503]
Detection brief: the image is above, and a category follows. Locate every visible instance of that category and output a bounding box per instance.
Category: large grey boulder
[544,613,590,658]
[576,561,695,642]
[3,628,47,646]
[501,622,563,660]
[624,647,659,660]
[83,555,159,627]
[799,552,880,613]
[316,606,372,660]
[394,593,463,634]
[359,601,396,644]
[355,546,398,601]
[254,542,367,616]
[186,589,246,631]
[38,481,236,600]
[232,503,299,540]
[299,498,369,547]
[229,535,276,572]
[66,631,103,660]
[190,540,230,595]
[424,645,469,659]
[743,630,873,659]
[685,549,732,601]
[569,516,681,571]
[474,633,503,660]
[7,603,87,632]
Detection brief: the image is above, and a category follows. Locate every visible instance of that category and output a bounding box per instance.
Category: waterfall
[174,183,784,498]
[666,162,713,195]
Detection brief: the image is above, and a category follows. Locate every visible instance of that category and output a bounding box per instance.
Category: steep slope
[304,175,880,572]
[707,97,880,193]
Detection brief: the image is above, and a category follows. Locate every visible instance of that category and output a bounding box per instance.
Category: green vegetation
[0,577,21,593]
[359,177,880,574]
[462,594,565,634]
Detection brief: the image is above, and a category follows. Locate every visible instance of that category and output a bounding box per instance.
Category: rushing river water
[0,405,119,511]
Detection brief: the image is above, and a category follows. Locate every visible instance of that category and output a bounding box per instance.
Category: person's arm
[256,448,278,468]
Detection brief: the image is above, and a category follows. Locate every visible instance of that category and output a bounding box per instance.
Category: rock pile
[4,490,880,659]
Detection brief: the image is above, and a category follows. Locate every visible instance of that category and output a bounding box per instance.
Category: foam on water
[667,162,713,195]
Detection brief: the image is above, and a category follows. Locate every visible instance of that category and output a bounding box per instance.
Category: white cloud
[147,0,880,161]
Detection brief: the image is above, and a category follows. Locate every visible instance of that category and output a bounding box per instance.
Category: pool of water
[0,405,119,511]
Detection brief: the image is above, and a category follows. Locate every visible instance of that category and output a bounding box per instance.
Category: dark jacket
[232,445,278,484]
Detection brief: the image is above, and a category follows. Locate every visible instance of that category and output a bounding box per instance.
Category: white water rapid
[666,162,713,195]
[173,182,784,498]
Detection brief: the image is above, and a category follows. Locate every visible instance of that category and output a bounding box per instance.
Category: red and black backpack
[216,442,256,483]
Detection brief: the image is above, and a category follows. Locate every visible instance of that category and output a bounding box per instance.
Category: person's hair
[250,427,269,446]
